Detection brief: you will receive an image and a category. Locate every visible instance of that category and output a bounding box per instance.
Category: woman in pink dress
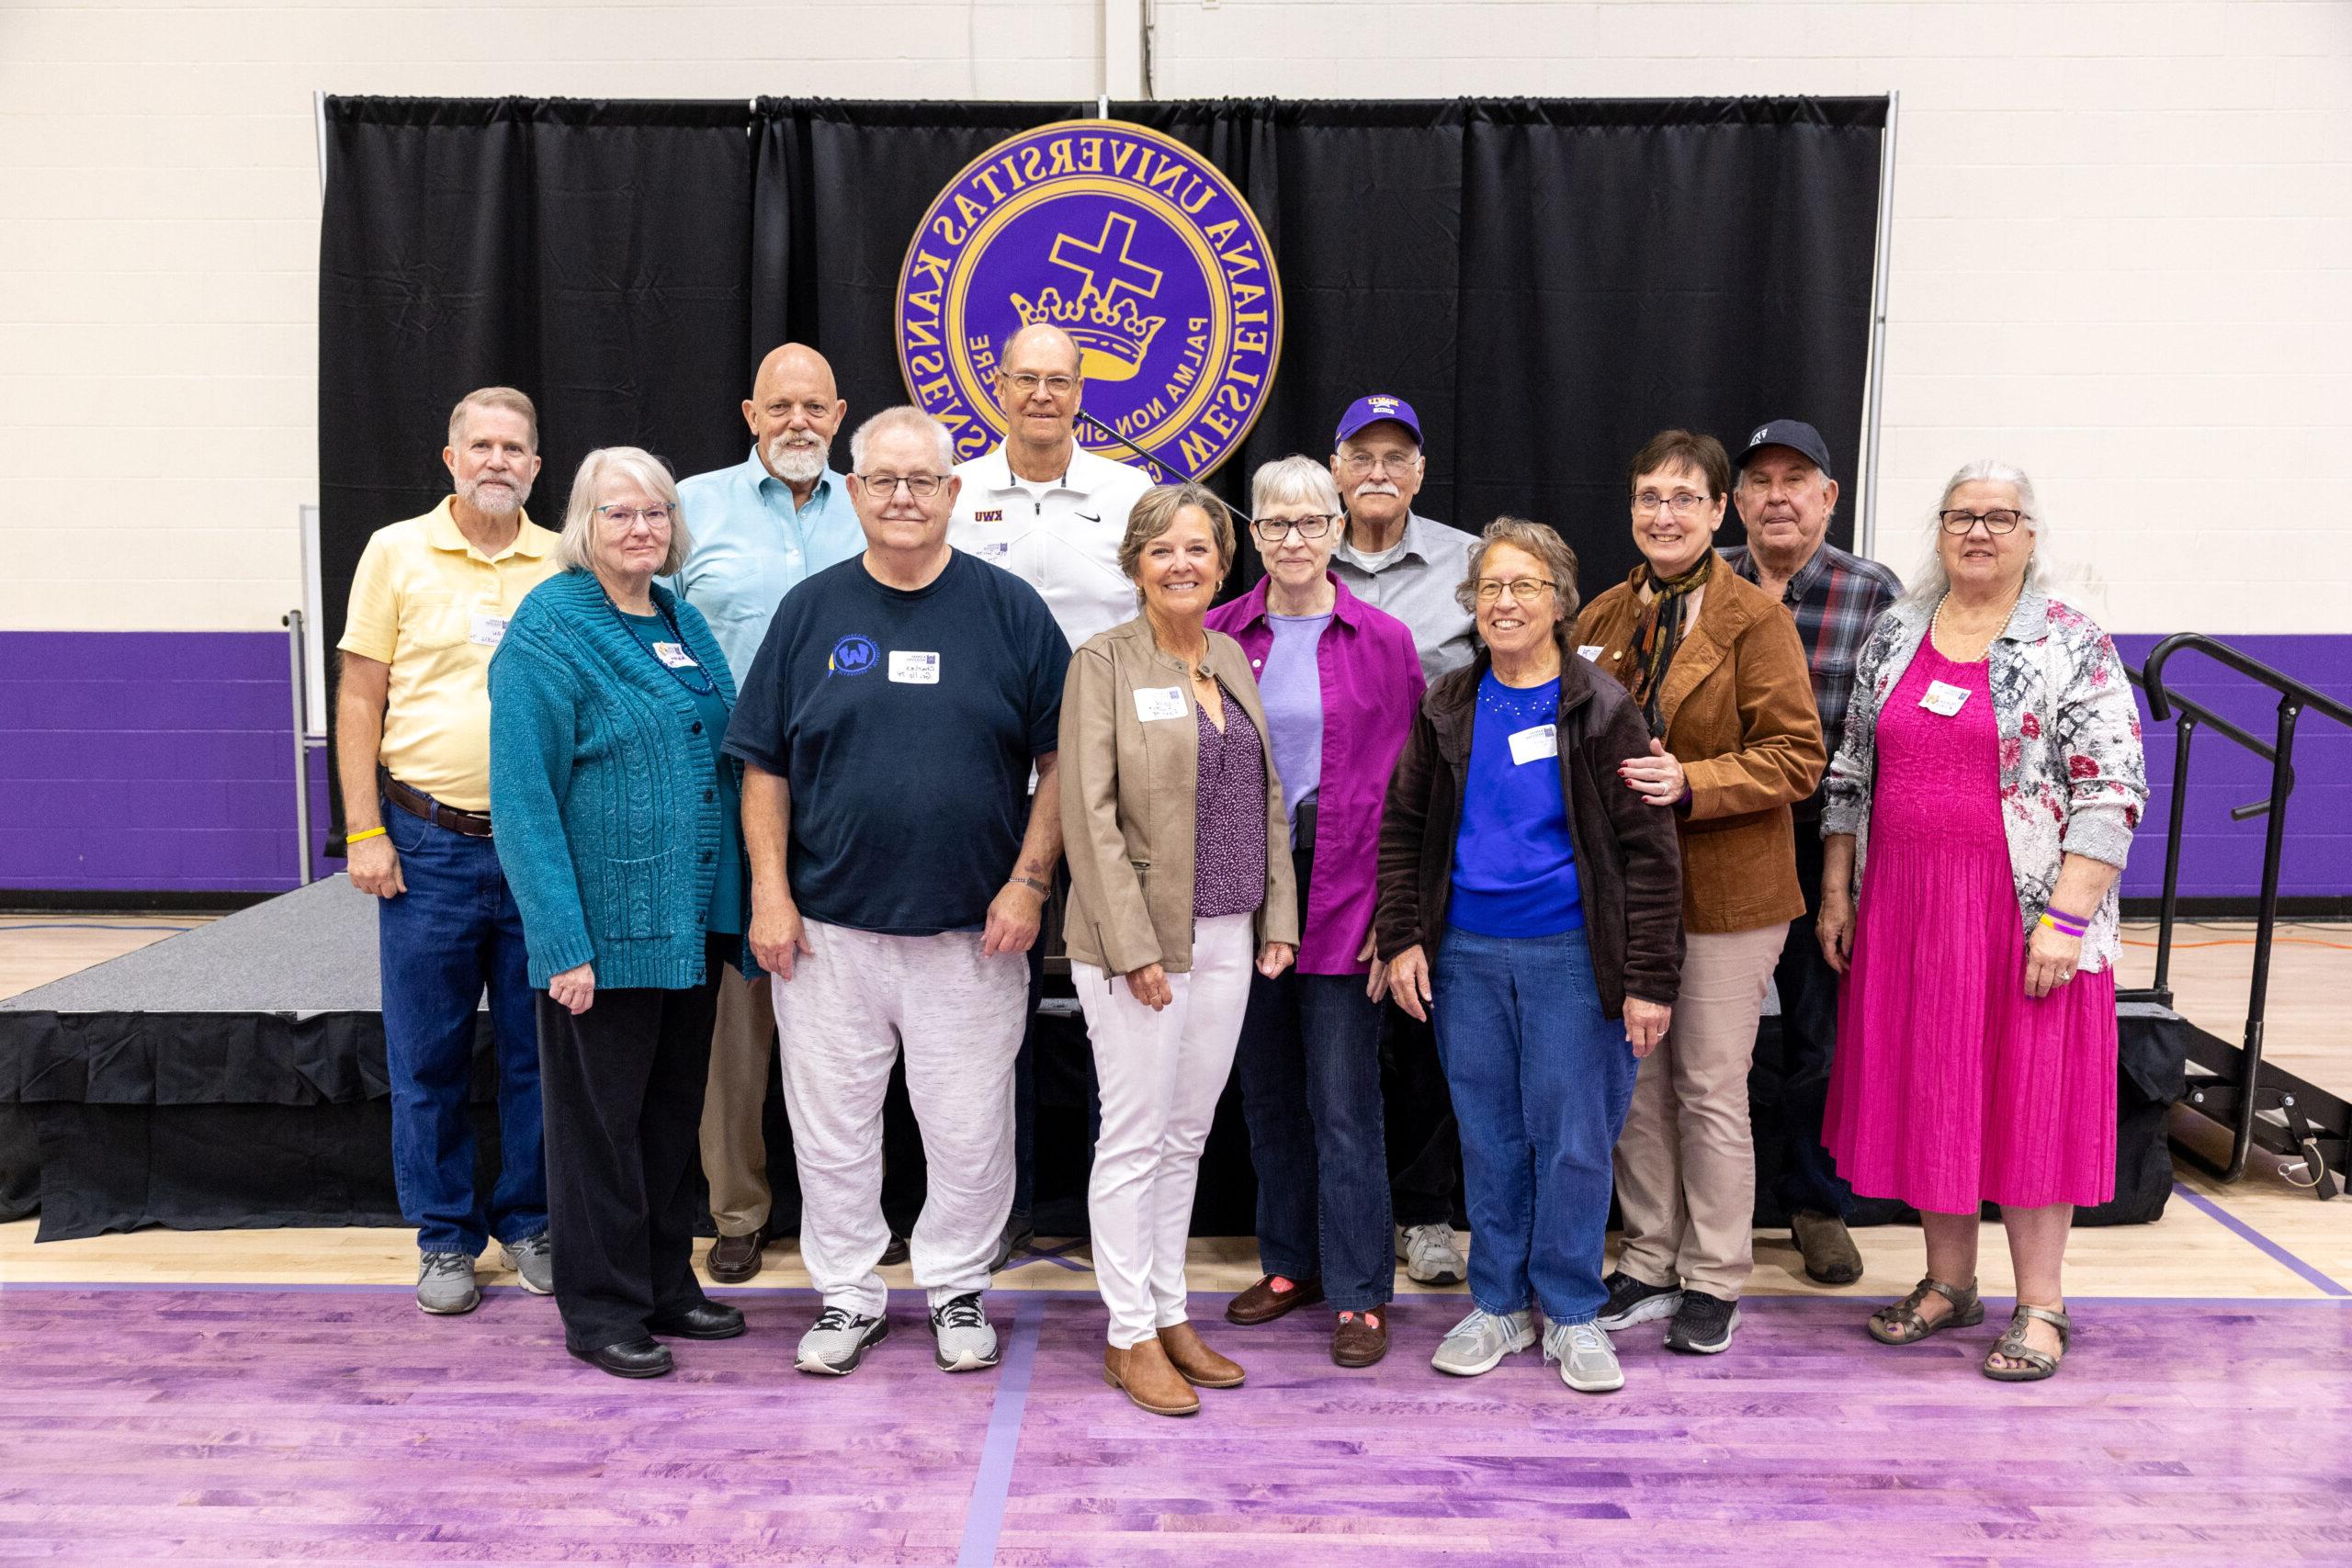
[1818,461,2146,1382]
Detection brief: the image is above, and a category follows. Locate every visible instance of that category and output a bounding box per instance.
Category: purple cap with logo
[1335,394,1423,447]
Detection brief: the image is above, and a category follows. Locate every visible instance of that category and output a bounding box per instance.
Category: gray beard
[462,480,525,515]
[765,437,829,485]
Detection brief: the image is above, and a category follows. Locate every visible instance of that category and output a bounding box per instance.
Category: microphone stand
[1076,410,1258,529]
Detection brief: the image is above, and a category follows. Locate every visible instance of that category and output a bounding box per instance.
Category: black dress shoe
[569,1337,673,1379]
[707,1227,768,1284]
[650,1301,747,1340]
[879,1233,911,1267]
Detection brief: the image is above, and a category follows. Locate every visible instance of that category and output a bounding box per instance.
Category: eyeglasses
[1939,508,2029,535]
[596,504,673,527]
[857,473,947,499]
[1340,451,1419,476]
[1252,514,1338,542]
[1633,491,1712,516]
[1474,578,1556,603]
[999,371,1078,397]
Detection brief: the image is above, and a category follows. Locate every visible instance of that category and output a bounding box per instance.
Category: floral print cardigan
[1822,589,2149,973]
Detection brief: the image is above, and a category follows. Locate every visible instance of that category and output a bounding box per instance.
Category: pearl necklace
[1931,586,2021,662]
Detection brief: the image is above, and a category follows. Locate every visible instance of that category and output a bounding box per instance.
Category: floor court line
[955,1292,1045,1568]
[2169,1180,2350,1296]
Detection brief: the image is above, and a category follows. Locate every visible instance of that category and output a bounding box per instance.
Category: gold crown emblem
[1007,286,1165,383]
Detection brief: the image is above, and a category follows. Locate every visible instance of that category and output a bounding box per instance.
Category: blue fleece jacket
[489,569,752,989]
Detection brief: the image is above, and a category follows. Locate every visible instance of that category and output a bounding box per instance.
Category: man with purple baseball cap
[1725,417,1903,1289]
[1325,393,1478,1293]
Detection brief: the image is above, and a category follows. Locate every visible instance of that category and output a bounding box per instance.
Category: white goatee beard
[463,479,526,515]
[766,436,829,485]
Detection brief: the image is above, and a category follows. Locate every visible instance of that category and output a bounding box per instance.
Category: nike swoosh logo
[1076,512,1101,522]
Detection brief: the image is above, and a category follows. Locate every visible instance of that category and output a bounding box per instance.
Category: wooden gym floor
[2,913,2347,1563]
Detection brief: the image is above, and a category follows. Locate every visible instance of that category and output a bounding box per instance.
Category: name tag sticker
[889,650,941,684]
[651,641,698,671]
[974,539,1012,562]
[1134,685,1190,723]
[1577,644,1604,662]
[1509,723,1559,766]
[469,612,509,648]
[1920,679,1972,716]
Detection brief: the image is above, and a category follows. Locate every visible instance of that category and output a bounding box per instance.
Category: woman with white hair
[490,446,754,1379]
[1207,457,1424,1369]
[1818,461,2146,1382]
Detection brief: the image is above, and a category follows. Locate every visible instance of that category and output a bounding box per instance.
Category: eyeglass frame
[996,369,1080,398]
[1631,490,1717,517]
[595,503,674,527]
[854,472,950,499]
[1338,449,1421,476]
[1251,513,1340,543]
[1938,508,2030,536]
[1473,577,1558,604]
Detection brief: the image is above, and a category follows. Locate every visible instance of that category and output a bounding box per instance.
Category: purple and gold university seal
[895,120,1281,479]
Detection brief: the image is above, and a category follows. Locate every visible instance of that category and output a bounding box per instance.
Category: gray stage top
[3,874,386,1016]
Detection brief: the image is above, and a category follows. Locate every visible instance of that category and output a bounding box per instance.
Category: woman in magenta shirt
[1207,456,1426,1369]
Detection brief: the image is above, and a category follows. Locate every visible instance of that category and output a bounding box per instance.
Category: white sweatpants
[771,920,1027,1316]
[1076,911,1256,1348]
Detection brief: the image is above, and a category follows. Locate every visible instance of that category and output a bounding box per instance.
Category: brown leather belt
[380,770,494,839]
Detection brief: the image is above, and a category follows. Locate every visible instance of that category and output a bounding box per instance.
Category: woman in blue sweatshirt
[490,446,753,1380]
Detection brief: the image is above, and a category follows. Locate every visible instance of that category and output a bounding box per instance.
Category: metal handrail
[2133,632,2352,1182]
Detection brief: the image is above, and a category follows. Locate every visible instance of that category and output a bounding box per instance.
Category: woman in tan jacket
[1574,429,1826,1356]
[1060,482,1299,1416]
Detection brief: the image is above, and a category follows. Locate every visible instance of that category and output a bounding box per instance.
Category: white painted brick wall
[4,0,2346,634]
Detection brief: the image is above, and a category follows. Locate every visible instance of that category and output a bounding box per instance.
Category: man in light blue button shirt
[668,342,865,1284]
[672,344,865,685]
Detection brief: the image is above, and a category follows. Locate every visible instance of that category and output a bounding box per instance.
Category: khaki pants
[698,964,777,1239]
[1611,922,1786,1301]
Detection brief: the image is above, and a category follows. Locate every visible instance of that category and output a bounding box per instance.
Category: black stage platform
[1,876,2184,1240]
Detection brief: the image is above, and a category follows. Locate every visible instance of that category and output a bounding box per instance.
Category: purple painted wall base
[1,630,2346,897]
[1,633,340,894]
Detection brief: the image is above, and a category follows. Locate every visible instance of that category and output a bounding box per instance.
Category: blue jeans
[378,799,546,1256]
[1236,957,1392,1312]
[1430,923,1635,1325]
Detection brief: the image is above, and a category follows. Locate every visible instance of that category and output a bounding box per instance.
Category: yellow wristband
[346,826,388,844]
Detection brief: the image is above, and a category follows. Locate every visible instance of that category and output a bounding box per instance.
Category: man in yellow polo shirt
[336,386,562,1316]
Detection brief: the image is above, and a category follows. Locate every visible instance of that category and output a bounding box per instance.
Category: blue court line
[2171,1181,2351,1297]
[956,1292,1045,1568]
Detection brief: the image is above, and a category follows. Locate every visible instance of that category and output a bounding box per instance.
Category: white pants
[771,920,1027,1316]
[1076,911,1256,1348]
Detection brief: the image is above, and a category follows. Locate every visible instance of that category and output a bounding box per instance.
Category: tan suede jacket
[1574,553,1826,934]
[1059,615,1300,976]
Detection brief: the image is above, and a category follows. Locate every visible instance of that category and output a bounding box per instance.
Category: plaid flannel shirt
[1724,540,1902,808]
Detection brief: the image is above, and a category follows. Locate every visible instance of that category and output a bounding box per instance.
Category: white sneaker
[1396,1223,1467,1287]
[1544,1320,1624,1393]
[929,1292,1001,1372]
[1430,1306,1535,1376]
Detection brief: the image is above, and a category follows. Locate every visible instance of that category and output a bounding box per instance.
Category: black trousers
[1381,1000,1463,1229]
[538,935,728,1353]
[1770,822,1857,1221]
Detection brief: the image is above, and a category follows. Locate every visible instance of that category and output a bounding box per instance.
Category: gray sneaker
[416,1250,480,1315]
[1430,1305,1535,1376]
[796,1303,889,1375]
[929,1292,1001,1372]
[1396,1223,1467,1287]
[1544,1319,1625,1393]
[501,1232,553,1295]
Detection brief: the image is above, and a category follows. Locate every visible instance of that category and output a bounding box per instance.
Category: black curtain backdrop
[320,95,1887,842]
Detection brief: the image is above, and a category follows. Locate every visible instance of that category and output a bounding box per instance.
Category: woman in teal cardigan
[490,446,754,1380]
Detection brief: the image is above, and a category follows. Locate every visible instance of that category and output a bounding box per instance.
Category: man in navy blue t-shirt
[724,406,1070,1379]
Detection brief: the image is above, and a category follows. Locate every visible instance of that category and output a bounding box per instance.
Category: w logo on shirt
[829,635,878,677]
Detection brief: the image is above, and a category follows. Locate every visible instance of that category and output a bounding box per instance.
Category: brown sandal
[1983,1303,2071,1382]
[1867,1276,1984,1345]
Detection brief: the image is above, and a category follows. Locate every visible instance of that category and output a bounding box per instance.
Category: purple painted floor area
[1,1289,2347,1565]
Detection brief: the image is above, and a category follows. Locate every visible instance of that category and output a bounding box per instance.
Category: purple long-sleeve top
[1208,573,1426,974]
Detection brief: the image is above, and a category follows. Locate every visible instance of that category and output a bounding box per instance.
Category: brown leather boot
[1156,1320,1245,1388]
[1103,1336,1200,1416]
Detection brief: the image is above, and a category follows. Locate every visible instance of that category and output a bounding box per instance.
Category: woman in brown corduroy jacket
[1572,429,1826,1357]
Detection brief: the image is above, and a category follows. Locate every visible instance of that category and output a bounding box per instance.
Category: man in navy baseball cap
[1725,417,1904,1290]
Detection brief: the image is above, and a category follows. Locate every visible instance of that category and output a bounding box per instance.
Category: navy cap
[1335,394,1422,447]
[1736,419,1835,481]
